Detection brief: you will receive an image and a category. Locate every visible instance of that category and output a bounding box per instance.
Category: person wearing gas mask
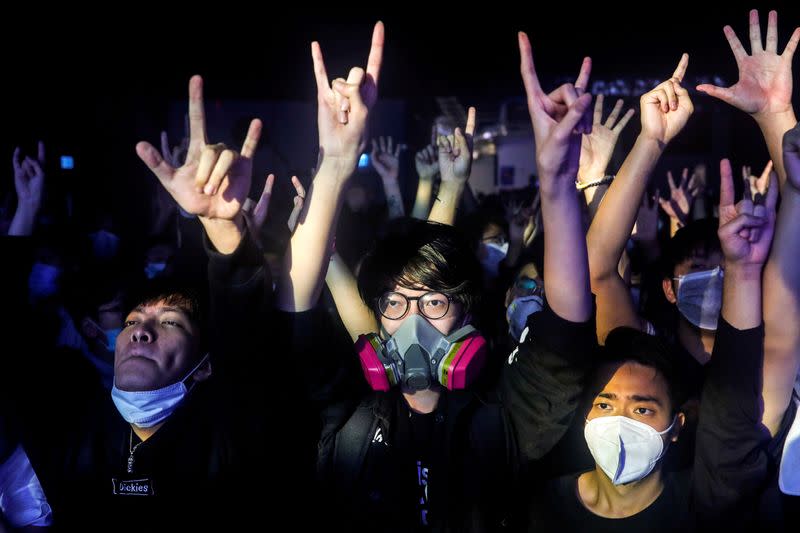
[275,33,598,530]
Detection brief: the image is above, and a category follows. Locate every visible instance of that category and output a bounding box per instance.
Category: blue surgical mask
[28,262,62,300]
[507,294,544,342]
[111,354,210,428]
[144,262,167,280]
[674,266,724,331]
[480,242,509,277]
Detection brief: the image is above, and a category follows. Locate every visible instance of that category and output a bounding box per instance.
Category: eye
[124,320,137,328]
[596,402,612,411]
[161,320,183,328]
[634,407,654,416]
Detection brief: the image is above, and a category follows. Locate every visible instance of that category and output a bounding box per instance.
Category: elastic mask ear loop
[182,353,211,391]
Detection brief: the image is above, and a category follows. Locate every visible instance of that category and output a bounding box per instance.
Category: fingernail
[204,183,214,195]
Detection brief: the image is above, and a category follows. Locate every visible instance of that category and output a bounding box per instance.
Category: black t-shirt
[529,470,692,532]
[395,397,436,529]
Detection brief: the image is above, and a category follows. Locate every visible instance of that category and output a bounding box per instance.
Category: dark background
[2,2,799,237]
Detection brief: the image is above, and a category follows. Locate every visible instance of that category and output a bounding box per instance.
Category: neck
[677,317,714,365]
[131,422,165,442]
[402,386,442,414]
[578,466,665,519]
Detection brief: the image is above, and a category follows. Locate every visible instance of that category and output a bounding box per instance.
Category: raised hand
[519,32,592,188]
[718,158,778,267]
[437,107,476,184]
[415,143,439,181]
[640,54,694,147]
[697,10,799,118]
[743,160,773,198]
[658,167,700,227]
[578,95,636,182]
[312,22,383,166]
[371,136,406,182]
[12,141,45,208]
[136,75,261,223]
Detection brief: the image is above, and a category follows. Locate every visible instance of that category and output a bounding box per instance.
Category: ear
[670,412,686,443]
[662,277,677,304]
[192,355,213,383]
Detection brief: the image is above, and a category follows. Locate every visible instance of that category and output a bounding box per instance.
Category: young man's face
[587,361,683,440]
[114,300,206,391]
[378,284,465,337]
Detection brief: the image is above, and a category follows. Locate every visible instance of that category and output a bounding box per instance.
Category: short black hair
[357,218,483,315]
[592,327,689,414]
[661,218,721,279]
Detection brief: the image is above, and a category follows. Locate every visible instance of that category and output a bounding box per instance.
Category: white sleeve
[0,445,53,527]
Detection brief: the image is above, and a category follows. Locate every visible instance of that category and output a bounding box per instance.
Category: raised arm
[578,95,636,217]
[519,32,592,322]
[277,22,384,312]
[697,9,799,185]
[371,136,407,219]
[8,142,45,237]
[763,123,800,436]
[136,75,262,254]
[411,142,439,220]
[587,55,694,342]
[325,252,380,341]
[427,107,476,226]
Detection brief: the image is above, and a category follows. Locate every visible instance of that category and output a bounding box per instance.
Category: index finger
[518,32,543,99]
[765,170,779,211]
[311,41,331,96]
[672,53,689,82]
[719,159,735,209]
[365,21,385,90]
[291,175,306,198]
[12,147,21,170]
[188,75,208,147]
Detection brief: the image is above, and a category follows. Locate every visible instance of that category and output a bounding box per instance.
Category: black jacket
[293,301,598,532]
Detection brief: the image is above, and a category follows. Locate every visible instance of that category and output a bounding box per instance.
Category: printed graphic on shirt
[112,478,155,496]
[372,426,388,445]
[417,460,430,526]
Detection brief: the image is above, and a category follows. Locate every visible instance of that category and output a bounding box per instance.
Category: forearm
[381,178,405,219]
[8,203,38,237]
[764,189,800,351]
[587,135,663,281]
[278,158,354,312]
[199,216,243,255]
[410,177,434,219]
[325,252,380,341]
[721,265,763,330]
[428,181,465,226]
[541,181,591,322]
[755,110,797,186]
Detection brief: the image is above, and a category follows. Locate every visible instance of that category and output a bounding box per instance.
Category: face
[587,361,684,442]
[378,284,465,337]
[662,248,724,304]
[97,292,125,330]
[478,223,507,258]
[114,300,204,392]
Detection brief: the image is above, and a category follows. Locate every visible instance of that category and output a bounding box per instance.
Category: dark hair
[593,327,689,414]
[661,218,721,279]
[357,218,483,315]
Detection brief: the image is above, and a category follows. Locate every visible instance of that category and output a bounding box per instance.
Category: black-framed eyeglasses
[514,277,543,297]
[377,291,452,320]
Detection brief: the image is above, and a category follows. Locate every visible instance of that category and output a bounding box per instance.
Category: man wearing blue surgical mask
[660,219,724,366]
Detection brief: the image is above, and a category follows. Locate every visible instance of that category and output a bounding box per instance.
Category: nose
[130,324,155,344]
